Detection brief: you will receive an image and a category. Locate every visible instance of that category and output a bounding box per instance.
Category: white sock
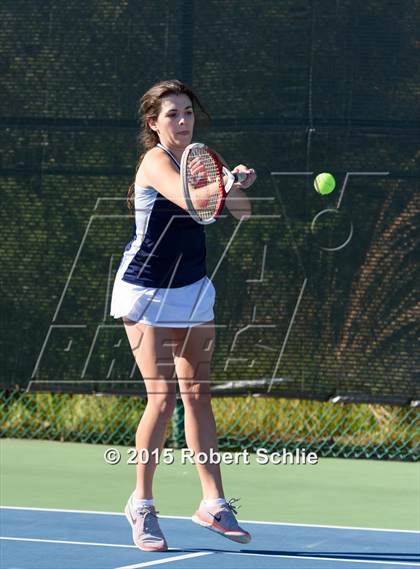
[202,498,227,508]
[132,495,154,508]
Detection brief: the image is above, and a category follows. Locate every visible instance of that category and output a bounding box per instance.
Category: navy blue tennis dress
[110,143,216,327]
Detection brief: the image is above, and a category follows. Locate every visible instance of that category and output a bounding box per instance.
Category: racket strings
[186,149,223,221]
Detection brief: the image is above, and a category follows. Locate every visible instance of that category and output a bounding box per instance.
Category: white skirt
[110,275,216,327]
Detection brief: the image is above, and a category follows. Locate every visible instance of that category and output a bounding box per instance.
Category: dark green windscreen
[1,1,418,404]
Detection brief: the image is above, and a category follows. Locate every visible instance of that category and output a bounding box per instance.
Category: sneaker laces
[225,498,241,515]
[137,505,159,518]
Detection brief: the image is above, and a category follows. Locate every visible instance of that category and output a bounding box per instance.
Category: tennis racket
[180,142,248,224]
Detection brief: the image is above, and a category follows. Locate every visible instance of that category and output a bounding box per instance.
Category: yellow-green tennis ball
[314,173,336,195]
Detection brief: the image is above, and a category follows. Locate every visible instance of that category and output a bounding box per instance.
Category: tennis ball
[314,173,336,195]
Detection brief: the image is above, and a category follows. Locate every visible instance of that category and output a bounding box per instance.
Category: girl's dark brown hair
[127,79,210,210]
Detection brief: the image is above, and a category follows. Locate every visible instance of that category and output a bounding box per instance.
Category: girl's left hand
[232,165,257,189]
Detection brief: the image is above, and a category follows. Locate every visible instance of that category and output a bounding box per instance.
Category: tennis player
[110,79,256,551]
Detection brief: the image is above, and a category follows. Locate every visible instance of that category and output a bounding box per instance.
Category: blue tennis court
[1,507,419,569]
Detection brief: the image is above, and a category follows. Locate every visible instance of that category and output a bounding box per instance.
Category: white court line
[1,506,418,534]
[236,519,420,534]
[114,552,213,569]
[0,537,213,569]
[0,536,136,548]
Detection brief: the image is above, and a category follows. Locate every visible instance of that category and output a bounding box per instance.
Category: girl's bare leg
[172,321,224,500]
[123,320,178,499]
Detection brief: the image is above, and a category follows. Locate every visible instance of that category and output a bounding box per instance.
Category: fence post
[171,398,185,448]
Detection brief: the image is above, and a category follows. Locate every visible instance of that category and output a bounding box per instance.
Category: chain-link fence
[2,1,419,464]
[1,390,418,461]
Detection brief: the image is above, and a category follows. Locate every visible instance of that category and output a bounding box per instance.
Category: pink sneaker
[192,498,251,544]
[124,494,168,552]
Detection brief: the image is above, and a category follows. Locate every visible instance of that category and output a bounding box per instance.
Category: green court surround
[1,439,418,531]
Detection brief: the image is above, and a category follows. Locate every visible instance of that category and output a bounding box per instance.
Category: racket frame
[180,143,247,225]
